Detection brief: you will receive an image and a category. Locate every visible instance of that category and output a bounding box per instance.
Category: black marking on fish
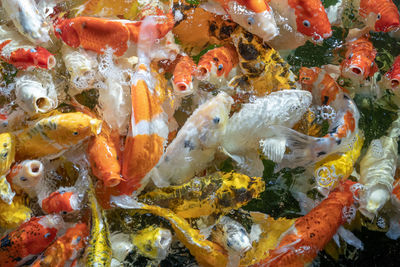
[238,40,260,61]
[184,140,195,151]
[317,151,327,157]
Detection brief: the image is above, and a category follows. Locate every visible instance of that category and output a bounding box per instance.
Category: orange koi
[341,35,378,82]
[0,215,63,267]
[31,222,89,267]
[359,0,400,32]
[253,180,357,266]
[0,40,55,70]
[384,55,400,92]
[196,46,238,81]
[172,55,197,95]
[41,188,80,214]
[53,14,174,56]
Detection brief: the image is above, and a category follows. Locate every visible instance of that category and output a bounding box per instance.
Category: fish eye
[73,131,79,136]
[377,13,381,20]
[217,64,223,71]
[247,17,255,25]
[44,233,51,238]
[20,177,28,182]
[348,52,353,59]
[62,211,68,215]
[303,20,311,28]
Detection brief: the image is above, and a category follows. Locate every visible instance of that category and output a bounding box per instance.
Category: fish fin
[259,137,286,163]
[345,27,370,42]
[337,226,364,250]
[387,217,400,240]
[200,1,228,16]
[232,151,264,177]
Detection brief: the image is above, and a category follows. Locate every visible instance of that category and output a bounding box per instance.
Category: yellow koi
[131,226,172,260]
[15,112,102,160]
[0,194,31,229]
[0,132,15,175]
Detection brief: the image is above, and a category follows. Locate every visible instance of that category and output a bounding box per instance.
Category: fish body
[41,188,80,214]
[384,54,400,95]
[359,0,400,32]
[0,215,63,267]
[139,171,264,218]
[0,25,55,70]
[54,14,174,56]
[254,180,356,266]
[0,132,15,176]
[31,222,89,267]
[1,0,50,44]
[15,112,102,160]
[341,35,378,83]
[172,55,197,96]
[7,160,44,198]
[150,92,233,187]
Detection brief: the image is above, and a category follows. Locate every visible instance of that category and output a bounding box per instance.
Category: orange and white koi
[40,188,80,214]
[196,46,238,86]
[269,0,332,43]
[274,67,359,168]
[0,25,55,70]
[341,35,378,83]
[172,55,197,96]
[53,13,174,57]
[253,180,357,266]
[121,16,170,194]
[384,55,400,94]
[202,0,278,42]
[31,222,89,267]
[7,160,44,198]
[0,214,63,267]
[359,0,400,32]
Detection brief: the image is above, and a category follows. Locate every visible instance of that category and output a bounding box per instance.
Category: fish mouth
[351,66,363,76]
[391,78,400,89]
[104,174,124,187]
[196,66,210,80]
[35,97,54,113]
[173,81,193,95]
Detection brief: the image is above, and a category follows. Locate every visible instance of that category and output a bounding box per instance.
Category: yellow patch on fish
[0,194,31,229]
[0,133,15,175]
[314,134,364,190]
[292,109,326,137]
[131,226,171,260]
[76,0,139,20]
[143,204,229,267]
[240,212,295,266]
[15,112,102,160]
[139,171,265,218]
[0,175,15,204]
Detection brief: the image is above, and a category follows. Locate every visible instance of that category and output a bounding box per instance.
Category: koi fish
[31,222,89,267]
[384,55,400,94]
[41,188,80,214]
[341,35,378,83]
[0,194,32,229]
[359,0,400,32]
[359,136,398,218]
[53,14,174,56]
[0,25,55,70]
[14,112,102,160]
[7,160,44,198]
[1,0,51,44]
[172,55,197,96]
[268,0,332,49]
[0,214,63,267]
[196,46,238,86]
[221,90,312,176]
[0,132,15,176]
[131,226,172,260]
[150,92,233,187]
[139,171,264,218]
[203,0,278,42]
[273,67,360,168]
[253,180,357,266]
[121,16,170,194]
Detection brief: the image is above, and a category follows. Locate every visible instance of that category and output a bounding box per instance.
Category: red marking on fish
[172,55,196,94]
[41,190,79,214]
[359,0,400,32]
[197,46,238,80]
[385,55,400,91]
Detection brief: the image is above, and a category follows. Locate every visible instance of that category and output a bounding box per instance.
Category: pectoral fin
[259,137,286,163]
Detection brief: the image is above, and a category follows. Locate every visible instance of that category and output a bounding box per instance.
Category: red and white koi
[359,0,400,32]
[7,160,44,198]
[384,55,400,95]
[253,180,357,266]
[196,46,238,86]
[0,214,63,267]
[274,67,360,168]
[53,13,174,57]
[269,0,332,49]
[31,222,89,267]
[341,35,378,83]
[40,187,81,214]
[0,25,55,70]
[172,54,197,96]
[202,0,278,42]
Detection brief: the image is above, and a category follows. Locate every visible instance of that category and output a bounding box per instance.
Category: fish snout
[172,81,193,95]
[90,119,103,135]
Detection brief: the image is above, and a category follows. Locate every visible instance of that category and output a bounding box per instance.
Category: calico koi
[53,14,174,56]
[196,46,238,85]
[0,214,63,267]
[253,180,357,266]
[40,188,80,214]
[31,222,89,267]
[0,25,55,70]
[341,35,378,83]
[172,54,197,96]
[14,112,102,160]
[384,54,400,94]
[359,0,400,32]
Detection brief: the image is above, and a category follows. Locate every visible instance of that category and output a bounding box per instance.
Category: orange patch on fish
[172,55,196,93]
[337,111,356,139]
[359,0,400,32]
[197,46,238,80]
[41,191,79,214]
[385,55,400,90]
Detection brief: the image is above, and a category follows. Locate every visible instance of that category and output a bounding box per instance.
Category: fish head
[53,18,80,48]
[299,67,320,91]
[341,55,376,82]
[360,0,400,32]
[9,160,44,190]
[293,0,332,42]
